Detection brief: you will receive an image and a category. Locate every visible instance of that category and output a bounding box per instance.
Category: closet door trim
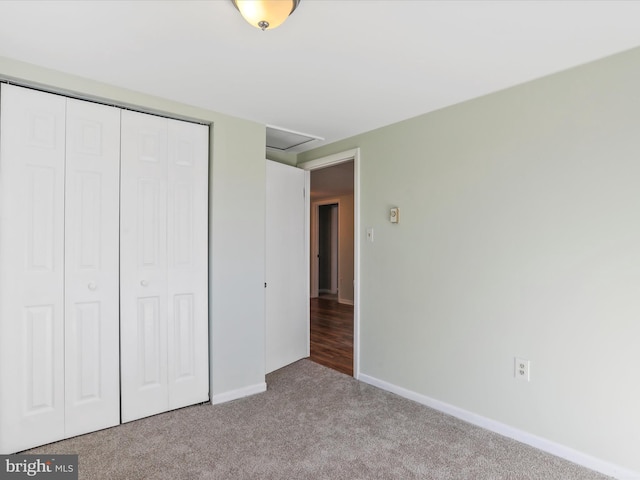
[0,79,210,127]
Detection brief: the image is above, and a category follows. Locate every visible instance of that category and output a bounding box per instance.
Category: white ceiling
[1,1,639,153]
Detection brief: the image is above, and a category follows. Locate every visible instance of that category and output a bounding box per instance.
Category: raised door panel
[167,120,209,409]
[120,110,169,422]
[0,84,66,453]
[64,99,121,437]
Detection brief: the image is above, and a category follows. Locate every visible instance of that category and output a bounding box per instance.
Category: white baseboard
[338,298,354,306]
[358,374,639,480]
[211,382,266,405]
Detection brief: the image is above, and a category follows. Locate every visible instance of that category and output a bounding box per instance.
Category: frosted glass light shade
[233,0,298,30]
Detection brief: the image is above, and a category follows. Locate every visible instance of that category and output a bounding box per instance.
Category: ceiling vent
[266,125,323,151]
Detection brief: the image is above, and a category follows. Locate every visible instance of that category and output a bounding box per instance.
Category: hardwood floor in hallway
[310,297,354,376]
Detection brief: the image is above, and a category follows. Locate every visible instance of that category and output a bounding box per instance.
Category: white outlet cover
[515,357,531,382]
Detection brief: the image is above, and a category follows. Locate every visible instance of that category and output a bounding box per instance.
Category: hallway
[310,297,353,376]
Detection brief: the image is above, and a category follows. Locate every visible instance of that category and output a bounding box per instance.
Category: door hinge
[265,282,267,288]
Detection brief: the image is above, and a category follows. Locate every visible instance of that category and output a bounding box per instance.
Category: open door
[265,160,309,373]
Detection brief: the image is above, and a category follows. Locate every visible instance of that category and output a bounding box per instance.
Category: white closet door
[0,84,66,453]
[120,110,169,422]
[167,119,209,409]
[64,99,121,437]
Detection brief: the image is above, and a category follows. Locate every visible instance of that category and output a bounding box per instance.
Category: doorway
[318,203,338,298]
[305,154,357,376]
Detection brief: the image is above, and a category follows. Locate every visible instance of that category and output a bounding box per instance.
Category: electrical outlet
[515,357,530,382]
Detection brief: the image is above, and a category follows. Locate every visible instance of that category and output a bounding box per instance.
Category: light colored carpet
[26,359,610,479]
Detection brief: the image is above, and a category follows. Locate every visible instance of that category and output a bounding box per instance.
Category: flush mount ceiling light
[232,0,300,31]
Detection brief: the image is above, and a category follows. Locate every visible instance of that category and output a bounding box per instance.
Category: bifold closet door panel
[121,111,209,422]
[120,110,170,422]
[0,84,66,453]
[64,99,121,437]
[167,119,209,410]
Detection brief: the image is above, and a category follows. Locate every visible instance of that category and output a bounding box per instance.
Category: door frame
[301,148,361,379]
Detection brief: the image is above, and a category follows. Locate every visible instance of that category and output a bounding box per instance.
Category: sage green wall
[0,56,267,398]
[298,47,640,473]
[266,149,297,166]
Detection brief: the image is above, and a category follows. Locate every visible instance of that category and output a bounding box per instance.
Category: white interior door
[265,160,308,374]
[120,110,170,422]
[0,84,66,453]
[64,98,121,437]
[167,119,209,409]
